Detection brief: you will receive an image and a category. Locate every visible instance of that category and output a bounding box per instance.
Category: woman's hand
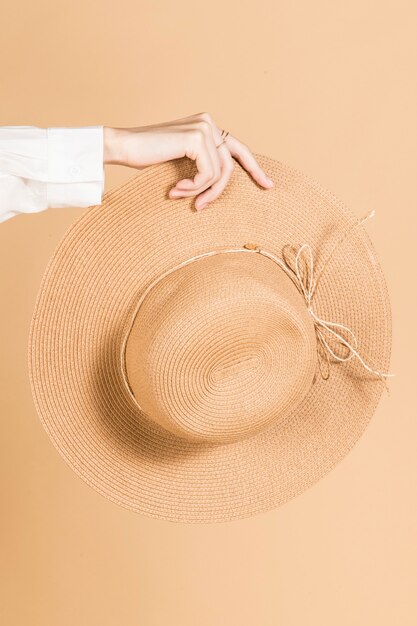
[103,112,274,211]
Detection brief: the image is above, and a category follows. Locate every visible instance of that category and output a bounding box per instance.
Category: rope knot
[251,209,394,393]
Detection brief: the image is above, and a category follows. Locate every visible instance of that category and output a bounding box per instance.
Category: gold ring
[215,129,229,148]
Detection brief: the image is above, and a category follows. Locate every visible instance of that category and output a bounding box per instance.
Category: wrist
[103,126,126,165]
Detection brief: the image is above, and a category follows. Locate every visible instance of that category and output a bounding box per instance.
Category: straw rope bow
[243,209,394,394]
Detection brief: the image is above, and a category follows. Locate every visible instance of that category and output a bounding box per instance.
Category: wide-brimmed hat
[27,153,393,523]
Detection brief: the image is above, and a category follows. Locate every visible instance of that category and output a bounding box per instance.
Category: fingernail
[170,189,182,197]
[197,203,208,211]
[265,176,274,186]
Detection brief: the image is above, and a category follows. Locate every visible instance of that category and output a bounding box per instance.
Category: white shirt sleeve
[0,125,105,224]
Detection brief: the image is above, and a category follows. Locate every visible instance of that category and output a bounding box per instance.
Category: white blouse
[0,125,105,224]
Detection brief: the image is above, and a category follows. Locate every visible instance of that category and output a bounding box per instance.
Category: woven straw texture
[27,153,392,523]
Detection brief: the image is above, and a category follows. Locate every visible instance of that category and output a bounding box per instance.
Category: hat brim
[27,154,392,523]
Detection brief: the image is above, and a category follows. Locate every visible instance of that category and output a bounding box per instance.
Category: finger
[170,125,221,196]
[175,132,223,191]
[194,146,235,210]
[225,135,274,188]
[180,123,221,192]
[169,133,214,197]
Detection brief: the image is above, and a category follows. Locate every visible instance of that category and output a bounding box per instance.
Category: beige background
[1,1,416,624]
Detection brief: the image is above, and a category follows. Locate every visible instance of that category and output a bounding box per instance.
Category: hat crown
[122,250,318,444]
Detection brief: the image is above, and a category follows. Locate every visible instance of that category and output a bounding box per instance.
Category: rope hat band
[28,153,393,523]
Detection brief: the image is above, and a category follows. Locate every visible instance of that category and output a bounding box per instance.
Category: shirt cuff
[0,125,105,224]
[47,126,104,182]
[46,126,105,208]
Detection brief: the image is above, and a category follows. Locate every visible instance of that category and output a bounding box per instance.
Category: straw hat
[27,153,393,523]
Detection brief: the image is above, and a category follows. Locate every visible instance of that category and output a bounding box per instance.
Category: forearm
[103,126,127,165]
